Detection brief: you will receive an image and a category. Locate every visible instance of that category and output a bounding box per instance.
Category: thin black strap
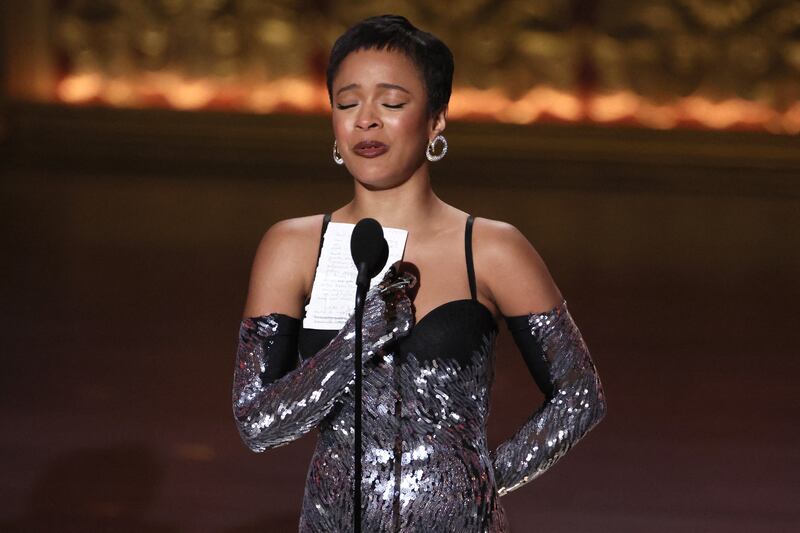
[317,213,331,263]
[465,215,477,301]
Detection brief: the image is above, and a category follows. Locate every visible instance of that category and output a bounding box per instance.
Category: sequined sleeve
[232,267,415,453]
[492,300,607,495]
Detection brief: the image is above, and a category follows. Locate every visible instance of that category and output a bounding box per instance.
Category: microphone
[349,217,388,533]
[350,218,389,288]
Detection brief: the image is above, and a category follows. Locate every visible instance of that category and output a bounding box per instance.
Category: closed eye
[384,103,406,109]
[336,103,357,110]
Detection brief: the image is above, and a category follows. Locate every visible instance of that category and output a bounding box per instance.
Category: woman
[233,14,606,532]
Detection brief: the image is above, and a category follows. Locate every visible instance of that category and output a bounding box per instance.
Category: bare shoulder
[472,217,525,246]
[258,214,323,250]
[472,217,563,317]
[242,214,326,319]
[471,217,540,270]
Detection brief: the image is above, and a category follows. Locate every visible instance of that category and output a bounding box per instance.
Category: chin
[350,162,422,191]
[355,175,398,191]
[349,167,399,189]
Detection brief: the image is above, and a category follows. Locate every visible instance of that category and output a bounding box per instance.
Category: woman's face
[331,48,444,189]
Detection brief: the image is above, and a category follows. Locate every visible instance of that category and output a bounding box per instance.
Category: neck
[337,170,444,233]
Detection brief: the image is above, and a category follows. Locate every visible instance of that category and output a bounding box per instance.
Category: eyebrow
[335,83,411,96]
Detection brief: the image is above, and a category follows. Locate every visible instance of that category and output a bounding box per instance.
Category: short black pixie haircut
[326,14,454,118]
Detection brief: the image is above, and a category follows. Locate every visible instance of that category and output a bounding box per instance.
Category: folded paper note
[303,222,408,330]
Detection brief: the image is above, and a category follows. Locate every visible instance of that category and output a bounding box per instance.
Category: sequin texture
[492,300,607,496]
[232,267,415,452]
[232,267,606,531]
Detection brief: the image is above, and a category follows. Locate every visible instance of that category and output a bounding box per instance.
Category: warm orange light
[508,87,582,123]
[54,72,800,133]
[104,78,136,106]
[588,92,643,123]
[248,78,329,113]
[782,102,800,135]
[681,96,776,130]
[158,76,216,110]
[57,73,103,103]
[447,87,512,119]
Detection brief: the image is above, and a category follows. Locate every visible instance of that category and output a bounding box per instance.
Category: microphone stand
[353,265,368,533]
[349,218,388,533]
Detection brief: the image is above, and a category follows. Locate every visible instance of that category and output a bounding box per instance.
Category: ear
[429,107,447,141]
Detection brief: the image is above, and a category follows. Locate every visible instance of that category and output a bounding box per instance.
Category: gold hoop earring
[333,140,344,165]
[426,134,447,162]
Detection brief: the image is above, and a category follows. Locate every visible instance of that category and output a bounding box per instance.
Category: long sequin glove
[232,265,416,452]
[492,299,607,496]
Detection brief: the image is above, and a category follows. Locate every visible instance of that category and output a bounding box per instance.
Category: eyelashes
[335,103,407,110]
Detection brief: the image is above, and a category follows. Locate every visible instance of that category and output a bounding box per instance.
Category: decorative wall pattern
[28,0,800,132]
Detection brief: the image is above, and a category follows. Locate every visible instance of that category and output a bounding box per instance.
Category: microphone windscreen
[351,218,388,279]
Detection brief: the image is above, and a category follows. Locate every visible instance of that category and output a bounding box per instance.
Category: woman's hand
[356,262,417,359]
[233,263,416,452]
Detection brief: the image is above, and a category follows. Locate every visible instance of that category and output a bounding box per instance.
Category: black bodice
[298,214,497,366]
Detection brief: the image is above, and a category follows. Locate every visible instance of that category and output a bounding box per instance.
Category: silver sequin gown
[233,266,606,532]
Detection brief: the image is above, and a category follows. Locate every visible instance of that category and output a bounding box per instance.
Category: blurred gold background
[7,0,800,130]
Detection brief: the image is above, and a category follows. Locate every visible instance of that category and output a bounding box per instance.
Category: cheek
[390,113,429,146]
[332,117,347,140]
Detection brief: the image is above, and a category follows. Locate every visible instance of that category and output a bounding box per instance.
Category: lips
[353,140,389,158]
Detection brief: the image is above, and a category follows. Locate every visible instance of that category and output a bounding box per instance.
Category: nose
[355,105,381,130]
